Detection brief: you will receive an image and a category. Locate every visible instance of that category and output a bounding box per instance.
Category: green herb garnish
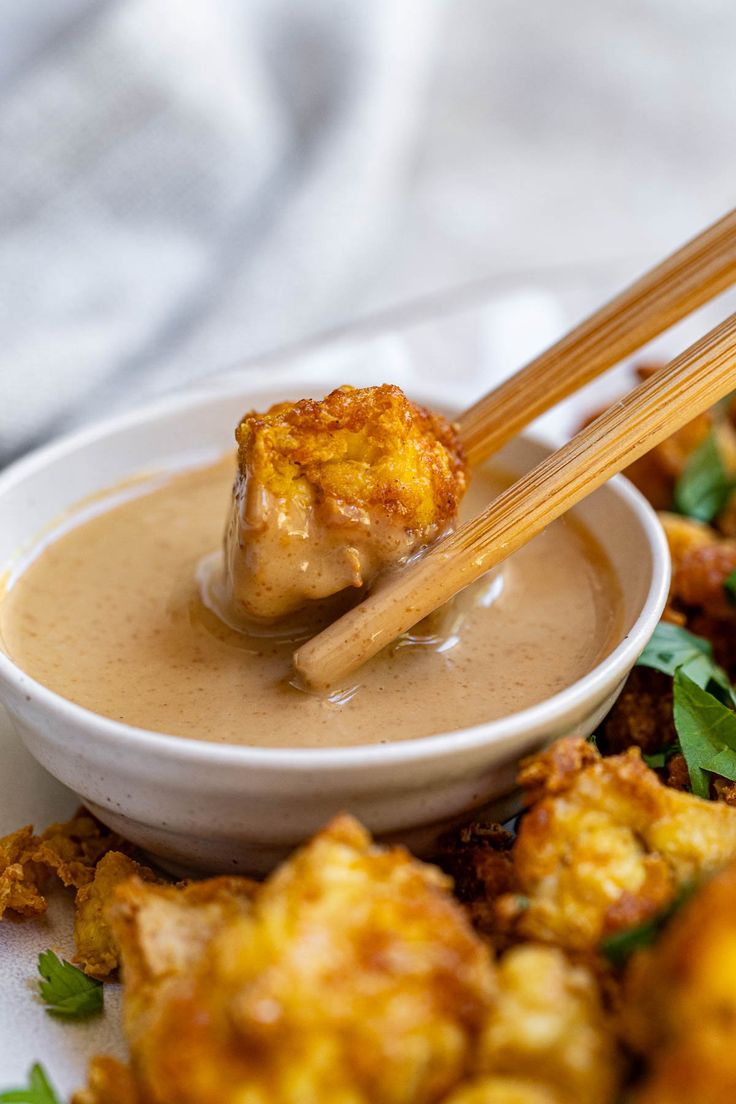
[725,569,736,606]
[601,885,695,966]
[0,1064,60,1104]
[673,670,736,799]
[673,432,732,522]
[637,621,733,702]
[636,622,736,793]
[642,748,671,770]
[37,950,103,1019]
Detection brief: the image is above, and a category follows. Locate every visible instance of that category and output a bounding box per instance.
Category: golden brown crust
[225,384,469,620]
[495,738,736,951]
[622,861,736,1104]
[109,814,495,1104]
[72,1057,145,1104]
[236,384,467,530]
[0,825,46,918]
[32,809,127,889]
[0,809,126,919]
[73,851,160,978]
[442,1078,562,1103]
[475,944,620,1104]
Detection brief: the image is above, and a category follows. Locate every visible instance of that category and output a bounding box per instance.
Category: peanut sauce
[0,457,621,748]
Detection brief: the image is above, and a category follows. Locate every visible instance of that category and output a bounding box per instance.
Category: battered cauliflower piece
[442,945,619,1104]
[224,384,468,620]
[110,873,257,1039]
[475,945,618,1103]
[622,860,736,1104]
[106,815,494,1104]
[0,825,46,918]
[74,851,160,978]
[495,737,736,952]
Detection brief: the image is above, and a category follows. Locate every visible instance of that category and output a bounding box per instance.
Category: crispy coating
[495,738,736,951]
[672,540,736,617]
[0,809,125,919]
[111,873,257,1044]
[74,851,160,978]
[442,1078,561,1104]
[619,412,712,509]
[108,815,494,1104]
[622,861,736,1104]
[433,822,519,941]
[72,1057,144,1104]
[225,384,468,620]
[0,825,46,918]
[597,666,676,757]
[475,945,619,1104]
[32,808,125,889]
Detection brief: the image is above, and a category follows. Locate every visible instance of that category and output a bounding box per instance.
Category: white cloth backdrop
[0,0,734,460]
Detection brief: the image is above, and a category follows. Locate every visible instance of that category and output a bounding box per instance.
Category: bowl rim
[0,379,671,771]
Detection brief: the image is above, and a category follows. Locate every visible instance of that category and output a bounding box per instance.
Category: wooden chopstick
[458,208,736,466]
[294,312,736,692]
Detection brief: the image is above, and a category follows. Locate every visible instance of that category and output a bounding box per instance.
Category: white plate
[0,705,126,1095]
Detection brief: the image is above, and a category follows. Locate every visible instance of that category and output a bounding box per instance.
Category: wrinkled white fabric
[0,0,442,457]
[0,0,734,460]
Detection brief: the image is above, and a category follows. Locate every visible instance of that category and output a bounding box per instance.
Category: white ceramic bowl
[0,380,670,874]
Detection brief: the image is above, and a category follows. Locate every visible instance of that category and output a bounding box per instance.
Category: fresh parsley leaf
[673,670,736,798]
[673,432,732,522]
[601,885,695,967]
[642,740,680,770]
[37,950,103,1019]
[0,1063,60,1104]
[725,568,736,606]
[637,621,732,699]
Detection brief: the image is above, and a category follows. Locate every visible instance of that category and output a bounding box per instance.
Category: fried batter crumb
[0,809,125,920]
[597,667,676,757]
[32,809,126,890]
[0,825,46,918]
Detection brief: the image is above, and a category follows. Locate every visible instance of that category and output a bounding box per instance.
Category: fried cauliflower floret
[73,851,160,978]
[108,815,494,1104]
[623,405,736,513]
[223,384,468,620]
[622,861,736,1104]
[477,945,619,1103]
[672,540,736,616]
[109,873,256,1044]
[0,825,46,918]
[495,737,736,952]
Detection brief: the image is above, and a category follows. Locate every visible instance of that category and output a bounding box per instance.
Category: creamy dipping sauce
[0,457,621,748]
